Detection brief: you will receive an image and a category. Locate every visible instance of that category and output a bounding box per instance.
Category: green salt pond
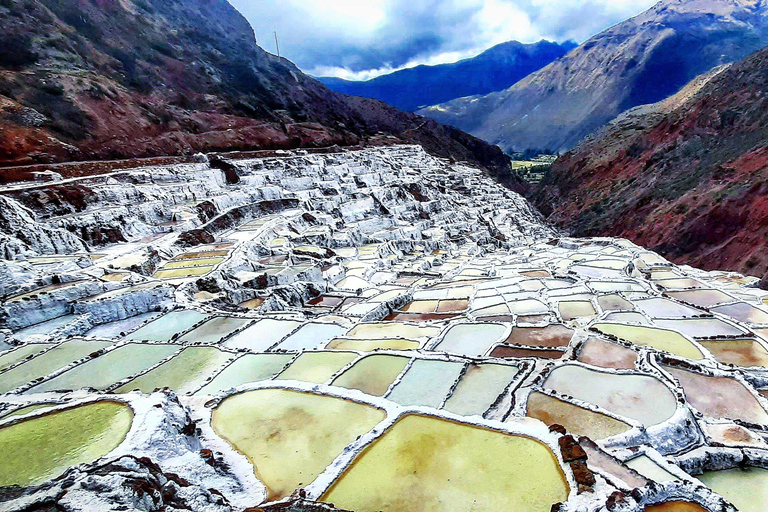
[0,401,133,487]
[385,360,465,408]
[442,363,519,417]
[211,389,385,501]
[0,340,112,394]
[277,351,359,384]
[698,467,768,512]
[625,455,679,483]
[544,364,677,426]
[29,343,180,392]
[435,323,507,357]
[178,317,252,343]
[592,323,704,360]
[195,354,294,396]
[115,347,232,394]
[525,391,633,440]
[332,354,411,396]
[0,344,54,372]
[321,414,570,512]
[125,310,209,342]
[224,319,302,351]
[14,315,78,340]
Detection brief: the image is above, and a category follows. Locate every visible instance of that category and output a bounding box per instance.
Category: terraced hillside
[0,146,766,512]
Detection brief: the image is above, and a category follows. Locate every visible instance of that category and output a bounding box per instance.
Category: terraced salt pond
[544,364,677,426]
[116,347,233,394]
[525,392,633,439]
[0,401,133,486]
[698,468,768,512]
[125,310,209,342]
[29,343,181,392]
[196,354,294,395]
[0,340,112,393]
[321,414,570,512]
[211,389,385,501]
[592,323,704,360]
[331,354,410,396]
[442,363,519,416]
[385,360,466,408]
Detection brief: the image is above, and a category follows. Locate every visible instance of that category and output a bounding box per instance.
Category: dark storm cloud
[229,0,657,79]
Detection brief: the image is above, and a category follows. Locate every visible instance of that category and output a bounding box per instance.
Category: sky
[229,0,658,80]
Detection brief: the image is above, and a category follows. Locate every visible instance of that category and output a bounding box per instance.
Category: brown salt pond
[699,339,768,368]
[211,389,385,501]
[644,502,708,512]
[577,338,637,370]
[490,346,565,359]
[597,294,634,311]
[504,325,574,348]
[666,289,735,308]
[525,392,633,440]
[664,366,768,425]
[321,413,570,512]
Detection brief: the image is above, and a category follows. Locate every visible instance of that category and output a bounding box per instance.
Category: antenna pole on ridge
[274,31,280,58]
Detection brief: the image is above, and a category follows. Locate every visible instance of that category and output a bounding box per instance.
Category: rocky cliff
[533,45,768,281]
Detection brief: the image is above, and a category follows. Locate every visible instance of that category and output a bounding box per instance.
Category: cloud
[229,0,658,78]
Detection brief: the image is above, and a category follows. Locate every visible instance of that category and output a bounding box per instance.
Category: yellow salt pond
[211,389,385,501]
[592,323,704,360]
[322,414,570,512]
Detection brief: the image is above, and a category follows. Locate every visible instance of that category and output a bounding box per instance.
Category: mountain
[318,40,576,113]
[419,0,768,154]
[533,45,768,280]
[0,0,521,189]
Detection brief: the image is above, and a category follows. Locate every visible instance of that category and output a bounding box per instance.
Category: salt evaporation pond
[321,414,570,512]
[442,363,519,416]
[0,343,54,372]
[0,340,112,393]
[125,310,209,342]
[277,351,358,384]
[592,323,704,360]
[85,312,163,338]
[385,360,466,408]
[544,364,677,426]
[178,316,252,343]
[115,346,232,394]
[332,354,410,396]
[435,323,507,357]
[195,353,293,396]
[525,391,632,439]
[698,467,768,512]
[211,389,385,501]
[29,343,180,392]
[0,401,133,486]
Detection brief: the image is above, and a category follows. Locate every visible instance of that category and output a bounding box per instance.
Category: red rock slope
[534,46,768,280]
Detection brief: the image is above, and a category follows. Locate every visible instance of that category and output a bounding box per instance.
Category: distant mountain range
[534,43,768,280]
[420,0,768,154]
[0,0,521,189]
[318,40,576,113]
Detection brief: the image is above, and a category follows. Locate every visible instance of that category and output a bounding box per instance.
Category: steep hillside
[533,46,768,280]
[420,0,768,154]
[318,40,575,113]
[0,0,520,188]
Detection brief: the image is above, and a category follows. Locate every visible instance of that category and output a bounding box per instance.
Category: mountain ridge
[419,0,768,154]
[317,40,576,113]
